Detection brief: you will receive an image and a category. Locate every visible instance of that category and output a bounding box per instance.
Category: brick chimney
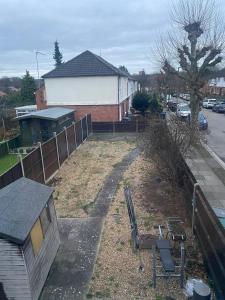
[35,86,47,110]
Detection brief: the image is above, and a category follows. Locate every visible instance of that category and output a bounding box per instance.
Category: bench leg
[180,242,185,288]
[152,245,156,288]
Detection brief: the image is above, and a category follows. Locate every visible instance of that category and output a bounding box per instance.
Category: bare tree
[141,115,196,186]
[160,0,224,127]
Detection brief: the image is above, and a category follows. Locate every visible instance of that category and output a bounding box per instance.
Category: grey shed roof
[42,50,133,79]
[16,107,74,121]
[0,178,53,245]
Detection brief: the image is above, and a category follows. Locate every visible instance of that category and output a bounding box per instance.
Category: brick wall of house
[47,104,119,121]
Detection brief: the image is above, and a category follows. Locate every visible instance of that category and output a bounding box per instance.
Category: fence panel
[87,114,92,134]
[183,162,225,299]
[75,120,82,147]
[0,163,22,189]
[23,148,44,183]
[82,117,87,140]
[66,125,76,154]
[195,189,225,299]
[42,137,58,180]
[0,142,8,157]
[114,121,136,132]
[57,131,68,165]
[92,122,113,133]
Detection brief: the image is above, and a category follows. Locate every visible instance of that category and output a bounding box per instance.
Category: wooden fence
[0,114,92,189]
[92,120,145,133]
[183,163,225,300]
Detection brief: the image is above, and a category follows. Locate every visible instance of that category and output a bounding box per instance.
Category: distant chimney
[35,86,47,110]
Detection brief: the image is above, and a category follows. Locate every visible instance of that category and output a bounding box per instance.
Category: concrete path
[40,148,139,300]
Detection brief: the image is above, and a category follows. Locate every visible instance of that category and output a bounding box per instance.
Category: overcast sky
[0,0,224,78]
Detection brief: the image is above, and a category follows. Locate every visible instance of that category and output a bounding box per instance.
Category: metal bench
[152,225,185,288]
[123,186,156,250]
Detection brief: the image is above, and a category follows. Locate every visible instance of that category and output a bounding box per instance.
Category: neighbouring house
[17,107,75,146]
[203,77,225,96]
[40,50,139,121]
[0,177,60,300]
[15,105,37,117]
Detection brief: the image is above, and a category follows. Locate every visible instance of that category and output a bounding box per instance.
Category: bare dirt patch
[51,140,136,218]
[88,155,207,299]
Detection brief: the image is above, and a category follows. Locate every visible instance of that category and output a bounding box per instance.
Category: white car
[202,99,217,108]
[176,104,191,118]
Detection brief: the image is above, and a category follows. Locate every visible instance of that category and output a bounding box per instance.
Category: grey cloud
[0,0,224,77]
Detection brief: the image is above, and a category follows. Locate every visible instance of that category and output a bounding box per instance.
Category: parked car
[176,104,191,118]
[212,101,225,113]
[202,98,217,108]
[167,101,177,112]
[198,111,208,130]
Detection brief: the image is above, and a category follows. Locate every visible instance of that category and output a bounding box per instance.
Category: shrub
[132,92,150,114]
[149,97,163,114]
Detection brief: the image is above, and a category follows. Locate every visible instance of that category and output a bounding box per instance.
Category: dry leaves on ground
[51,140,136,218]
[88,155,206,300]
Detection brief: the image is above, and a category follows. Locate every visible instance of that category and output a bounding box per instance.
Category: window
[30,218,44,256]
[40,203,51,235]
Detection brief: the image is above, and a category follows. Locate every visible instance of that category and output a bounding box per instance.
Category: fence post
[81,118,84,142]
[73,121,77,148]
[53,132,60,168]
[19,154,25,177]
[136,119,139,133]
[86,114,88,137]
[6,141,10,154]
[38,142,46,183]
[64,126,70,157]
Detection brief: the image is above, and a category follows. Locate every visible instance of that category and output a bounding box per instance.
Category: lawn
[0,154,20,175]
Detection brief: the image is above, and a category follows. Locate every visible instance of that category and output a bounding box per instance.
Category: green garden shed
[17,107,75,146]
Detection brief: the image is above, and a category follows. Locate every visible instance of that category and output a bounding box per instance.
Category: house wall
[0,239,32,300]
[45,76,118,105]
[23,198,60,300]
[43,76,138,122]
[51,104,119,121]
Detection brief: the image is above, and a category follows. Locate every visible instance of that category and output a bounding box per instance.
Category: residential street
[172,97,225,162]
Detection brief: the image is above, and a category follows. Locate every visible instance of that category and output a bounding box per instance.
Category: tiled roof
[42,50,131,79]
[0,178,53,245]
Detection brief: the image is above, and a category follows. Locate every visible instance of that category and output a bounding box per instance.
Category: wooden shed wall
[0,239,31,300]
[23,199,60,300]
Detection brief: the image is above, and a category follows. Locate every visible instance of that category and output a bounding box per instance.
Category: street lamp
[35,51,45,89]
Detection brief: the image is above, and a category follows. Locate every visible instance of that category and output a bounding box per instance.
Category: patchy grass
[51,139,136,218]
[0,154,20,175]
[88,154,207,299]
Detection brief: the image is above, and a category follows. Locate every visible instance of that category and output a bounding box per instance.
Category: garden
[47,133,207,299]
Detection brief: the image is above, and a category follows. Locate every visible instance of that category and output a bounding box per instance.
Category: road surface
[171,97,225,161]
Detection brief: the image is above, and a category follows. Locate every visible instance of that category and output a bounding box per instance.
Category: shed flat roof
[0,178,53,245]
[16,107,74,121]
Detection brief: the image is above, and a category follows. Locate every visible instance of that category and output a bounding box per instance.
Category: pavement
[40,147,139,300]
[186,145,225,210]
[168,100,225,210]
